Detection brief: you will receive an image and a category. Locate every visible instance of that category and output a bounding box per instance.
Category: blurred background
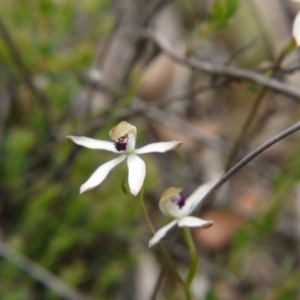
[2,0,300,299]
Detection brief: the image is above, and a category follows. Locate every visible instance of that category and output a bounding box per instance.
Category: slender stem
[150,266,166,300]
[225,38,296,171]
[138,187,156,233]
[201,120,300,204]
[181,228,198,287]
[137,188,192,300]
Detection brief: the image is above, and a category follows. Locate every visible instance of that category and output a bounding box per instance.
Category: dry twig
[140,29,300,101]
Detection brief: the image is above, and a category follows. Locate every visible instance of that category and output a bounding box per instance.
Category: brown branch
[141,29,300,101]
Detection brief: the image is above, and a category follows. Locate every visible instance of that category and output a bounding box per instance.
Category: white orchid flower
[149,181,215,247]
[67,121,182,196]
[293,10,300,46]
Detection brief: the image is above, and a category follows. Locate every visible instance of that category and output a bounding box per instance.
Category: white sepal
[67,136,117,152]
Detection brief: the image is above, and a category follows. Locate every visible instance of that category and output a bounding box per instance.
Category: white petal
[293,11,300,46]
[67,136,118,152]
[135,141,182,154]
[177,216,213,228]
[127,154,146,196]
[183,180,217,215]
[80,155,126,194]
[148,220,178,248]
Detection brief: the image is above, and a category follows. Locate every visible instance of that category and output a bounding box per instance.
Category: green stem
[137,188,192,300]
[181,227,198,287]
[137,187,155,233]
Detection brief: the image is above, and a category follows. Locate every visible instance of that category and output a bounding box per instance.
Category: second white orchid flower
[67,121,182,196]
[293,9,300,46]
[292,0,300,46]
[149,181,215,247]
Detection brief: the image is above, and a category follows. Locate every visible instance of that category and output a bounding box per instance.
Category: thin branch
[201,121,300,204]
[280,65,300,74]
[144,105,227,151]
[64,79,228,139]
[225,42,291,170]
[0,239,88,300]
[141,29,300,101]
[225,37,259,65]
[80,79,228,136]
[150,266,166,300]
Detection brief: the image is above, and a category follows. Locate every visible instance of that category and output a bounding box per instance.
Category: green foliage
[271,269,300,300]
[209,0,239,29]
[0,0,151,298]
[205,290,218,300]
[3,127,36,184]
[185,0,239,55]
